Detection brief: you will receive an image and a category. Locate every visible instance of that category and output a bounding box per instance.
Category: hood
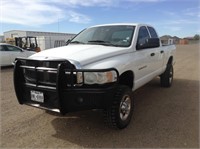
[29,44,129,66]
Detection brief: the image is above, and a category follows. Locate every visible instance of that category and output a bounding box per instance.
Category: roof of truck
[89,23,151,28]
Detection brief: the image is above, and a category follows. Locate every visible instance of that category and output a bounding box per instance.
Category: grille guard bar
[13,58,119,114]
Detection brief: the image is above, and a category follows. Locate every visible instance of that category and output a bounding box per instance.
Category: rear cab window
[147,26,158,38]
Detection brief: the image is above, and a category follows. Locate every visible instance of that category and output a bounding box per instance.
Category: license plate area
[30,90,44,103]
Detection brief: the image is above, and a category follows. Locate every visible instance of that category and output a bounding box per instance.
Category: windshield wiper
[70,41,85,44]
[88,40,118,47]
[88,40,109,43]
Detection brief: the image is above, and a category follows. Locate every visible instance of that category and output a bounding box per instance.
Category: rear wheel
[160,64,173,87]
[104,85,134,129]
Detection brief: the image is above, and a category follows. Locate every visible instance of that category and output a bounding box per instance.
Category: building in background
[182,37,199,44]
[0,35,4,42]
[4,30,76,50]
[160,35,180,45]
[179,39,189,45]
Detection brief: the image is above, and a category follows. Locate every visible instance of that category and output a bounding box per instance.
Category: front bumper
[13,58,119,114]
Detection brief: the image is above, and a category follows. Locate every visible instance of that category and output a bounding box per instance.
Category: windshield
[70,25,135,47]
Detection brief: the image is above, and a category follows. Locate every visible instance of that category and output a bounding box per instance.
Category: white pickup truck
[14,23,176,129]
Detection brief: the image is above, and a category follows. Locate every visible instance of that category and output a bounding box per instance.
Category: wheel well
[119,71,134,89]
[168,56,173,65]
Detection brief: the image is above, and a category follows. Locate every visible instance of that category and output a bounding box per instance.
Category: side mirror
[137,38,160,50]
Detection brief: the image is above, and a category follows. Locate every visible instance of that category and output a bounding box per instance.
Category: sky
[0,0,199,38]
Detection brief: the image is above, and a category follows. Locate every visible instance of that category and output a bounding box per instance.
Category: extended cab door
[147,26,164,73]
[134,26,162,87]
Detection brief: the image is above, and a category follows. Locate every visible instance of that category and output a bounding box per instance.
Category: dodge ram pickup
[14,23,176,129]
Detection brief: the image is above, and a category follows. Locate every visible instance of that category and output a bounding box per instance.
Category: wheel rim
[119,95,131,121]
[169,67,173,84]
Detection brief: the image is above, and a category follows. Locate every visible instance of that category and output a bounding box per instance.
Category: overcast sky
[0,0,199,37]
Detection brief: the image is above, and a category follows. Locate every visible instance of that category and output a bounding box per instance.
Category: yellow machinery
[15,36,41,52]
[5,38,15,45]
[5,36,41,52]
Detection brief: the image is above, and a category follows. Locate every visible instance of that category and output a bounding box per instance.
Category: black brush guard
[14,58,119,115]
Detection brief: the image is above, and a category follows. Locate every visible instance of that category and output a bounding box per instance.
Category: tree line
[193,34,200,40]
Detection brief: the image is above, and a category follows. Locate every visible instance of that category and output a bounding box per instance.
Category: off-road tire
[104,85,134,129]
[160,64,173,87]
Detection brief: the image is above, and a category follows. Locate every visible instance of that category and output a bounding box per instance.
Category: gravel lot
[1,44,199,148]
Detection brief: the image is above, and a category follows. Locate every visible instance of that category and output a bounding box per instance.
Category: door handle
[150,53,155,56]
[160,50,164,54]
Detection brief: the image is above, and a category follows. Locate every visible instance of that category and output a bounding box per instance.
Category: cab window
[147,26,158,38]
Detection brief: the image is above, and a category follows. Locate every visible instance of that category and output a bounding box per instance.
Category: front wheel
[104,85,134,129]
[160,64,173,87]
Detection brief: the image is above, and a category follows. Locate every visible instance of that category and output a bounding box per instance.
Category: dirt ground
[0,44,199,148]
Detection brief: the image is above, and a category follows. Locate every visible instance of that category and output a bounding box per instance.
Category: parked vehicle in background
[0,43,36,67]
[13,23,176,129]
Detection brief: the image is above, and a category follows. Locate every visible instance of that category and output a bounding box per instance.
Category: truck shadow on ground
[1,66,14,71]
[50,78,199,148]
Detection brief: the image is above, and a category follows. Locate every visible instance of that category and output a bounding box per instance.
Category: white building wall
[4,30,27,40]
[0,36,4,42]
[37,35,75,50]
[3,30,76,50]
[26,31,74,37]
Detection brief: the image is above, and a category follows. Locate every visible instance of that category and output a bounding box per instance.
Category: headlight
[83,71,117,85]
